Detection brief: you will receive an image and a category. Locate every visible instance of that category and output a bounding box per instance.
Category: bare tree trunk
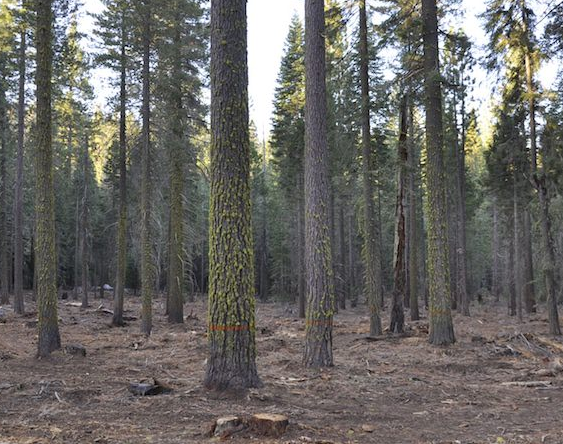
[408,101,419,321]
[204,0,261,390]
[512,187,520,318]
[35,0,61,357]
[338,204,346,310]
[303,0,336,367]
[492,199,501,301]
[359,0,382,336]
[422,0,455,345]
[140,0,154,336]
[390,94,407,334]
[0,82,9,306]
[112,11,128,326]
[81,137,89,309]
[522,0,560,334]
[297,172,305,318]
[14,28,26,314]
[522,210,536,313]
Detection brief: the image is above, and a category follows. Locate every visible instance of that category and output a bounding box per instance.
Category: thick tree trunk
[35,0,61,357]
[348,210,357,308]
[390,95,408,334]
[204,0,261,390]
[422,0,455,345]
[113,14,127,327]
[14,29,26,314]
[140,0,154,336]
[303,0,335,367]
[359,0,382,336]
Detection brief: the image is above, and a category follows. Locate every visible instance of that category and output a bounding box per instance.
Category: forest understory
[1,295,563,444]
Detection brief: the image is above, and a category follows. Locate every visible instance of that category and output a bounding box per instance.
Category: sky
[80,0,559,138]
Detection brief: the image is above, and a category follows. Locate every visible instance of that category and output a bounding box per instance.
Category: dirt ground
[1,294,563,444]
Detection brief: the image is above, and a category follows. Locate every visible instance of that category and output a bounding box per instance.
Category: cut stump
[247,413,289,438]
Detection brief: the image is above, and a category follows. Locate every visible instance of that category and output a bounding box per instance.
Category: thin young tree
[422,0,455,345]
[204,0,261,390]
[36,0,61,356]
[303,0,335,367]
[359,0,382,336]
[14,1,27,315]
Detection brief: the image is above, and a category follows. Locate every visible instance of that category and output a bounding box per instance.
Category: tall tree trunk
[35,0,60,357]
[113,12,127,327]
[167,7,185,324]
[408,101,419,321]
[348,210,357,308]
[303,0,335,367]
[140,0,154,336]
[0,82,9,306]
[81,137,89,309]
[14,28,26,314]
[338,204,346,310]
[456,89,469,316]
[297,175,305,318]
[204,0,261,390]
[512,185,520,318]
[522,0,560,334]
[359,0,382,336]
[390,94,407,334]
[422,0,455,345]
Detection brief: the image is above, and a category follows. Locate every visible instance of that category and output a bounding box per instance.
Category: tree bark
[492,199,501,301]
[521,0,560,334]
[422,0,455,345]
[113,10,127,327]
[167,4,185,324]
[303,0,335,367]
[81,137,89,309]
[35,0,61,357]
[204,0,261,390]
[359,0,382,336]
[408,100,419,321]
[390,94,408,334]
[522,210,535,313]
[140,0,154,336]
[0,79,9,306]
[13,28,26,314]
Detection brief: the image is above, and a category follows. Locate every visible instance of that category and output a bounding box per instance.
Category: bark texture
[204,0,261,390]
[14,28,26,315]
[422,0,455,345]
[112,12,127,327]
[303,0,335,366]
[35,0,61,357]
[140,0,154,336]
[359,0,382,336]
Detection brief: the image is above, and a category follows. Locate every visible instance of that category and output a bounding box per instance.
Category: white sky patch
[78,0,560,139]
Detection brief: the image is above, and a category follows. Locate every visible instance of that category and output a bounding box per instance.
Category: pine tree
[422,0,455,345]
[93,0,132,326]
[35,0,61,357]
[303,0,335,367]
[204,0,261,391]
[359,0,382,336]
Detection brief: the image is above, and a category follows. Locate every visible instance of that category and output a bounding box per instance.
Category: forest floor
[1,294,563,444]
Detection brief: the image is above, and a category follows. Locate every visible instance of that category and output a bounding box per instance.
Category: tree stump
[247,413,289,438]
